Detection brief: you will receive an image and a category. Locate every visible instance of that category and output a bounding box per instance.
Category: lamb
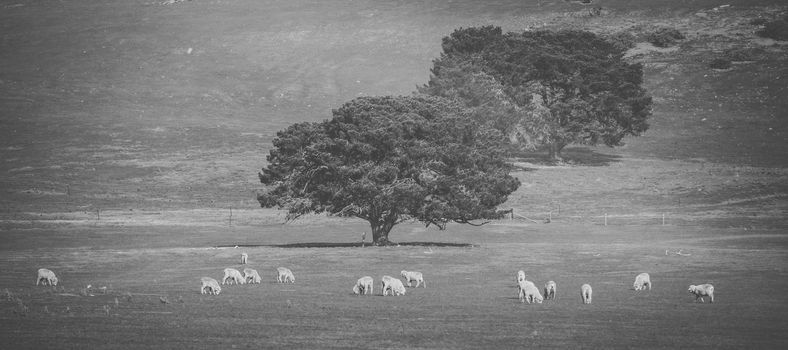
[381,275,406,296]
[222,268,246,285]
[241,253,248,265]
[36,268,58,286]
[200,277,221,295]
[633,273,651,291]
[516,270,526,283]
[688,284,714,303]
[518,279,543,304]
[352,276,374,295]
[276,267,295,283]
[400,270,426,288]
[544,280,557,300]
[243,268,261,284]
[581,284,593,304]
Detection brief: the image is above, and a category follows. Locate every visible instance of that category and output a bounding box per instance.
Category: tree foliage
[258,95,520,245]
[419,26,652,160]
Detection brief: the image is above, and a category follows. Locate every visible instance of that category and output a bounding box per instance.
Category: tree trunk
[548,142,565,161]
[370,222,395,246]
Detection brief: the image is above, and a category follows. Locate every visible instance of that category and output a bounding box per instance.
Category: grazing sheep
[633,273,651,291]
[200,277,221,295]
[241,253,248,265]
[688,284,714,303]
[381,275,406,296]
[243,268,261,284]
[544,280,557,300]
[353,276,374,295]
[36,268,58,286]
[518,280,543,304]
[517,270,526,283]
[400,270,426,288]
[581,284,593,304]
[222,268,246,285]
[276,267,295,283]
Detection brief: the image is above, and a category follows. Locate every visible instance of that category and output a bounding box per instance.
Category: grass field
[1,0,787,348]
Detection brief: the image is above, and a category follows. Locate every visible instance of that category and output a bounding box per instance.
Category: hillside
[0,0,786,227]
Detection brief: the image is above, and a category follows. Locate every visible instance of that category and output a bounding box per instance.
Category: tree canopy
[258,95,520,245]
[419,26,652,160]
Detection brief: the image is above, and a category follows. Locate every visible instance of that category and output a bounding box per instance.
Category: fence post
[604,213,607,226]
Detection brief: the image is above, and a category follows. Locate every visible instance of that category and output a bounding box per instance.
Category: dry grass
[0,0,787,348]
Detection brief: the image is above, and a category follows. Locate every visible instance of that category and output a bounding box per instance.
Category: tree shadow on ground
[215,242,475,248]
[509,146,622,167]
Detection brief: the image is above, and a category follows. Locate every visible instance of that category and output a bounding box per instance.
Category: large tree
[419,26,652,160]
[257,95,520,245]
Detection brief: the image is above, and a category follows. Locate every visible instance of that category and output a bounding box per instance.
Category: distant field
[1,0,787,348]
[1,0,786,212]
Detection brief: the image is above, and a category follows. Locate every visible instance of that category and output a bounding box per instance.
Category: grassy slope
[1,0,787,348]
[0,0,786,214]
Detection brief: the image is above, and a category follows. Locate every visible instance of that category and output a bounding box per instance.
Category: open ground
[1,0,787,348]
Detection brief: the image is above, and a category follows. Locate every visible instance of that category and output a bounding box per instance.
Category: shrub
[606,31,637,52]
[756,19,788,41]
[646,28,686,47]
[724,47,764,62]
[709,58,732,70]
[749,18,768,26]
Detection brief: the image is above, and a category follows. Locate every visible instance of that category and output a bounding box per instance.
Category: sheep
[400,270,426,288]
[353,276,374,295]
[544,280,557,300]
[518,279,543,304]
[36,268,58,286]
[241,253,248,265]
[381,275,406,296]
[200,277,221,295]
[276,267,295,283]
[243,268,261,284]
[633,273,651,291]
[222,268,246,285]
[516,270,526,283]
[688,284,714,303]
[581,284,593,304]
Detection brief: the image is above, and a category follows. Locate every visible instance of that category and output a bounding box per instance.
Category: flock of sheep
[35,255,716,304]
[198,263,295,296]
[515,271,714,304]
[194,254,426,297]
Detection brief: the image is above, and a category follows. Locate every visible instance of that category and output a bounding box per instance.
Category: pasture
[1,0,787,348]
[1,223,787,348]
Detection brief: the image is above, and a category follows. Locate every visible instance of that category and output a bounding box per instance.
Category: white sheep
[688,284,714,303]
[353,276,374,295]
[222,268,246,285]
[633,273,651,291]
[276,267,295,283]
[544,280,557,300]
[241,253,248,265]
[400,270,426,288]
[518,279,543,304]
[243,268,261,284]
[200,277,221,295]
[516,270,526,283]
[581,284,593,304]
[381,275,406,296]
[36,268,58,286]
